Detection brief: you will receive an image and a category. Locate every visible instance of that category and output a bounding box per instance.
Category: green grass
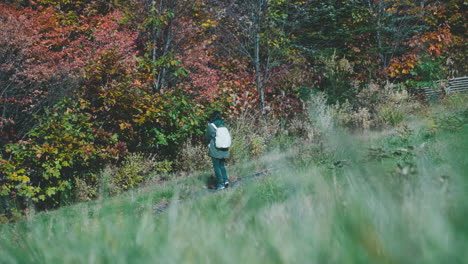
[1,102,467,263]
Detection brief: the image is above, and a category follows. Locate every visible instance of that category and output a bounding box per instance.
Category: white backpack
[210,123,232,148]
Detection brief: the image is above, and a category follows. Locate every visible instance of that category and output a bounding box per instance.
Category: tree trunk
[254,0,266,115]
[254,28,265,115]
[151,0,158,92]
[375,0,386,69]
[150,0,174,93]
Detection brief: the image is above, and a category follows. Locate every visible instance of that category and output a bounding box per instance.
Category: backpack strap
[210,123,217,130]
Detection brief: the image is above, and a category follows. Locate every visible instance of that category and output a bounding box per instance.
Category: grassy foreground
[1,101,467,264]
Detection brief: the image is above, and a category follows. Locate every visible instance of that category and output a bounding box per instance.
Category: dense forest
[1,0,466,216]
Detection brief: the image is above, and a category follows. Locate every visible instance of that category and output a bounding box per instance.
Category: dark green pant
[212,158,228,188]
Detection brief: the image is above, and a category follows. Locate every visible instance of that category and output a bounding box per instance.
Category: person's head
[209,110,222,122]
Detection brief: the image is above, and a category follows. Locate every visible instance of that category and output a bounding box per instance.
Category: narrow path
[153,167,278,215]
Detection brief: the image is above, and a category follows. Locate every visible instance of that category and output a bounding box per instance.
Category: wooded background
[0,0,466,211]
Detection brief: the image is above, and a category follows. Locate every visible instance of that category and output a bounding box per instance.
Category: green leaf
[46,188,56,197]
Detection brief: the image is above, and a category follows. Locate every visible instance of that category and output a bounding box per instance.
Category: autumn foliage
[0,0,466,214]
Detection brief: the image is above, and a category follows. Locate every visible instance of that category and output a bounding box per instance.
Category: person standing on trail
[206,110,231,190]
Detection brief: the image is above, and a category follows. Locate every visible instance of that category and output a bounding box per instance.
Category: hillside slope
[1,100,467,264]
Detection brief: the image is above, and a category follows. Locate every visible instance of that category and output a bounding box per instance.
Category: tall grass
[1,97,467,263]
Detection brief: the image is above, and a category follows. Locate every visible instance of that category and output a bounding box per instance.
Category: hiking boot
[224,181,230,188]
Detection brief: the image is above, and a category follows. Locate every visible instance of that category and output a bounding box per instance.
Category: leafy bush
[154,160,173,174]
[95,158,175,200]
[108,153,160,195]
[79,45,207,155]
[74,177,98,203]
[406,55,447,90]
[249,134,267,157]
[0,98,121,210]
[315,53,356,104]
[229,132,251,164]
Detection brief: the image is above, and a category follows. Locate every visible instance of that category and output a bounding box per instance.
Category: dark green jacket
[205,119,230,159]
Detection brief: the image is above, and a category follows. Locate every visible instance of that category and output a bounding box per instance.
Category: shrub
[227,114,256,164]
[307,92,335,136]
[377,103,405,126]
[154,160,173,174]
[332,82,420,129]
[316,53,356,104]
[229,131,251,164]
[250,134,267,157]
[356,82,386,113]
[96,166,115,198]
[288,116,315,142]
[0,98,122,209]
[332,101,372,130]
[229,113,277,163]
[108,153,159,195]
[74,177,98,203]
[176,141,212,173]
